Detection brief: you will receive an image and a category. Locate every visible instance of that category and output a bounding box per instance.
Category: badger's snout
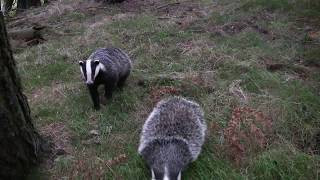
[86,80,94,85]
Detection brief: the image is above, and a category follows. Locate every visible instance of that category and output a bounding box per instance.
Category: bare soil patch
[39,122,73,170]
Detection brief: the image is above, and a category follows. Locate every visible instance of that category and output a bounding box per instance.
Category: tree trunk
[30,0,41,7]
[0,13,43,179]
[17,0,29,9]
[17,0,41,10]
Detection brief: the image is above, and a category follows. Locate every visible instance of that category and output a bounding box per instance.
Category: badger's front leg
[88,85,100,110]
[105,77,118,99]
[105,82,116,99]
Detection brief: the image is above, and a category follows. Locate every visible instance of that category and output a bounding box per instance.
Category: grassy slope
[12,0,320,179]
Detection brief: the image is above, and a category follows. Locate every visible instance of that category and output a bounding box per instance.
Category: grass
[249,146,319,180]
[12,0,320,179]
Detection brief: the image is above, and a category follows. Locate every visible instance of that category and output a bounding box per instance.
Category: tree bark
[17,0,28,9]
[0,13,43,179]
[17,0,41,10]
[30,0,41,7]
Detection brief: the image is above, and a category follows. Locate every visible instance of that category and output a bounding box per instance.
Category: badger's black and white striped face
[151,167,181,180]
[79,59,105,85]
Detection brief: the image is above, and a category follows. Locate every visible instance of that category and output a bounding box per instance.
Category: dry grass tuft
[177,40,215,56]
[229,80,248,104]
[105,154,128,167]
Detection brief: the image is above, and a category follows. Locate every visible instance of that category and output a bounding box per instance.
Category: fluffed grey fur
[138,96,206,179]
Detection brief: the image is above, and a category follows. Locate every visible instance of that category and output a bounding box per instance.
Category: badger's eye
[94,60,100,65]
[79,61,84,65]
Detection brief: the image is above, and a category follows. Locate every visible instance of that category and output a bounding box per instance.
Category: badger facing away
[138,97,207,180]
[79,48,132,110]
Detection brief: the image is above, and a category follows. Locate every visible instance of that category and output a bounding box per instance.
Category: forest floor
[5,0,320,179]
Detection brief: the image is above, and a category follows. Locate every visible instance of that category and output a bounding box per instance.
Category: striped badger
[138,97,207,180]
[79,48,132,110]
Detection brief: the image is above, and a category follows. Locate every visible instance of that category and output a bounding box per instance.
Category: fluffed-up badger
[138,96,207,180]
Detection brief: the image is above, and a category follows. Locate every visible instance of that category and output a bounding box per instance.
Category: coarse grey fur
[138,96,207,180]
[79,47,132,110]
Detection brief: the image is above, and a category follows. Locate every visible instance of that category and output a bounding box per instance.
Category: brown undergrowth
[149,86,181,104]
[224,107,273,166]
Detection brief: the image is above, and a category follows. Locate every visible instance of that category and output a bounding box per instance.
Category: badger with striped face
[79,59,105,85]
[138,97,207,180]
[79,48,132,110]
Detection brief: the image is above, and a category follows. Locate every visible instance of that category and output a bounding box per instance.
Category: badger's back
[139,97,206,161]
[89,48,132,76]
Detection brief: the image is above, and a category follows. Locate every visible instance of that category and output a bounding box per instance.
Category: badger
[79,47,132,110]
[138,96,207,180]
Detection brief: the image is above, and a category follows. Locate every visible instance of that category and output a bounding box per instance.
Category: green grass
[249,147,320,180]
[183,146,244,180]
[15,0,320,179]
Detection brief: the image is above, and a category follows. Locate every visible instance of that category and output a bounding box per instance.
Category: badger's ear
[79,61,84,65]
[94,60,100,65]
